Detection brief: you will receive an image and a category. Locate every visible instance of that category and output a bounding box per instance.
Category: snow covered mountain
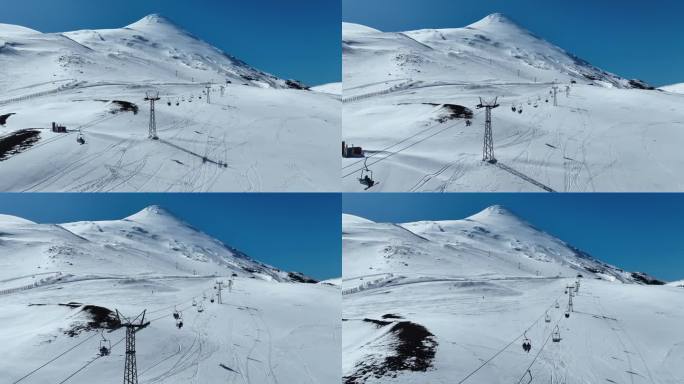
[1,14,299,90]
[0,206,339,383]
[0,15,339,192]
[344,13,650,90]
[0,205,313,282]
[343,206,662,284]
[342,14,684,192]
[342,207,683,383]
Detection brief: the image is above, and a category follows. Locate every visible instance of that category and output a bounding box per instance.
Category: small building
[51,122,67,133]
[342,141,364,158]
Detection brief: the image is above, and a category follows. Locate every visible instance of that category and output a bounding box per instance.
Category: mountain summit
[0,207,316,283]
[344,207,663,284]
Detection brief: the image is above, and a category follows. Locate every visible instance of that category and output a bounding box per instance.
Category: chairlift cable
[455,290,565,384]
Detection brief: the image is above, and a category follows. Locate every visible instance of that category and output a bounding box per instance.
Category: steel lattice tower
[476,97,500,163]
[205,84,211,104]
[216,280,224,304]
[144,92,160,140]
[117,310,147,384]
[552,85,559,106]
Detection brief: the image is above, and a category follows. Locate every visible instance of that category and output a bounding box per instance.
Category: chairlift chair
[176,319,183,329]
[552,326,561,342]
[545,312,551,323]
[564,310,570,318]
[197,302,204,313]
[192,298,197,307]
[522,332,532,353]
[173,308,180,320]
[555,301,560,309]
[358,158,377,190]
[99,331,111,356]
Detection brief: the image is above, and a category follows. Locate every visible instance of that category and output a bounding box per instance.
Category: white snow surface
[342,14,684,192]
[660,83,684,94]
[342,207,683,383]
[312,82,342,96]
[0,14,339,192]
[0,206,340,383]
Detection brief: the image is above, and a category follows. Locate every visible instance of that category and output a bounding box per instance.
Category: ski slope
[342,207,684,383]
[342,14,684,192]
[0,206,340,384]
[0,15,339,192]
[660,83,684,94]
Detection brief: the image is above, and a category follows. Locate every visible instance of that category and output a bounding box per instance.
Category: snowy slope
[0,207,340,384]
[342,207,683,383]
[342,14,684,192]
[0,15,339,192]
[312,82,342,96]
[660,83,684,94]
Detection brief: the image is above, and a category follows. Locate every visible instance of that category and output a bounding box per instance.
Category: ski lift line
[55,333,127,384]
[342,120,464,179]
[16,288,207,384]
[10,331,101,384]
[341,123,447,171]
[455,291,565,384]
[515,316,565,384]
[341,109,485,172]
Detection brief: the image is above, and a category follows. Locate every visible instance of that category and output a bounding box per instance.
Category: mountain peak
[466,205,522,223]
[126,14,178,30]
[484,13,512,23]
[468,13,524,31]
[139,13,170,24]
[478,204,513,216]
[125,205,177,222]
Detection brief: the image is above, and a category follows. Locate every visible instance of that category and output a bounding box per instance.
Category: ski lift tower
[476,97,500,163]
[205,84,212,104]
[116,310,147,384]
[216,280,224,304]
[552,84,559,106]
[144,91,161,140]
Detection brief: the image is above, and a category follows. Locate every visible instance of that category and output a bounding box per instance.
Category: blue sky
[343,0,684,86]
[0,193,341,280]
[0,0,340,85]
[343,193,684,282]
